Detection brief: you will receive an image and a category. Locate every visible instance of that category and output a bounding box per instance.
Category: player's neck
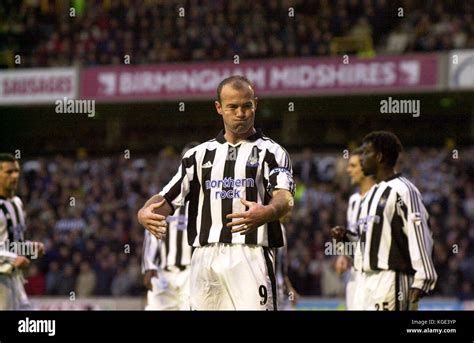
[0,189,12,199]
[375,167,396,183]
[224,127,256,145]
[359,177,375,195]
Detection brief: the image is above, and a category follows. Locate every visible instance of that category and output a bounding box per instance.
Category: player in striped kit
[138,76,295,310]
[276,213,299,310]
[332,147,375,310]
[0,153,44,310]
[142,205,192,310]
[142,143,198,310]
[353,131,437,310]
[275,242,299,310]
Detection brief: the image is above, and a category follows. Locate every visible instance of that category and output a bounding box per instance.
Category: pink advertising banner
[80,54,439,102]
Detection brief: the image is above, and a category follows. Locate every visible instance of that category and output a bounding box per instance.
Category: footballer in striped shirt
[138,76,295,310]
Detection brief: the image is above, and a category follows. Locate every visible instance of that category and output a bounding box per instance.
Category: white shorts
[145,267,190,311]
[190,243,277,310]
[352,270,415,311]
[345,267,360,310]
[0,271,30,310]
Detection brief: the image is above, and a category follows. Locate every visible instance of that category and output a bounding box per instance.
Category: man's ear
[215,100,223,115]
[376,152,384,164]
[253,97,258,110]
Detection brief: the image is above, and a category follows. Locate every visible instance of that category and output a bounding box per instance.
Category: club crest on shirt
[246,147,259,167]
[246,155,259,168]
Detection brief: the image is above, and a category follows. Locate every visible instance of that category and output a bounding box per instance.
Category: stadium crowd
[0,0,473,68]
[19,147,474,300]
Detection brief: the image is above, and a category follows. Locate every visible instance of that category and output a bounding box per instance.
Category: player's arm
[279,244,300,306]
[0,219,30,271]
[401,190,438,302]
[227,189,293,234]
[142,230,160,290]
[284,275,300,306]
[138,196,172,238]
[138,160,192,240]
[332,196,361,243]
[267,188,294,221]
[0,221,17,264]
[17,200,45,260]
[0,247,30,271]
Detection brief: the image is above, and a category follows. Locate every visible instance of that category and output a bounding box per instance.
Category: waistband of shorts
[164,265,189,272]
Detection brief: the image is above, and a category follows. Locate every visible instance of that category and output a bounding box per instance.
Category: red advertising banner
[80,54,439,102]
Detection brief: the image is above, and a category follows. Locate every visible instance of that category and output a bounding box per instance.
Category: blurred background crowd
[19,147,474,299]
[0,0,473,68]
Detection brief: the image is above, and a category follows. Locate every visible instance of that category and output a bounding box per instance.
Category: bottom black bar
[0,311,472,342]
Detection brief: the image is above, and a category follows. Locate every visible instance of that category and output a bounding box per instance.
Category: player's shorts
[352,270,416,311]
[0,270,30,310]
[189,243,277,310]
[145,267,190,310]
[345,267,361,310]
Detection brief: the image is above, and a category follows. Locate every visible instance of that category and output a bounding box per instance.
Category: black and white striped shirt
[142,205,193,272]
[0,196,26,264]
[346,192,362,239]
[344,192,362,269]
[159,129,294,248]
[354,174,437,292]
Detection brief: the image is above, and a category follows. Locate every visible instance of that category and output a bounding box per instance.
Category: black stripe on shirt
[186,164,199,247]
[263,150,284,247]
[245,146,261,245]
[388,207,413,274]
[219,145,240,243]
[175,206,186,266]
[369,186,392,270]
[164,224,170,265]
[395,271,400,311]
[199,149,216,246]
[360,186,378,266]
[0,203,14,242]
[11,200,23,231]
[163,154,194,213]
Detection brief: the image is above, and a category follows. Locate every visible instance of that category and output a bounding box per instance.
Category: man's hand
[138,199,168,239]
[331,226,347,242]
[13,256,30,269]
[334,255,350,274]
[284,277,300,307]
[226,198,275,235]
[33,242,45,257]
[143,270,157,291]
[409,288,425,303]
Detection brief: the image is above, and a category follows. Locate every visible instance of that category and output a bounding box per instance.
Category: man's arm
[0,218,21,267]
[401,190,437,302]
[138,156,193,239]
[142,230,160,290]
[138,196,173,239]
[227,189,293,234]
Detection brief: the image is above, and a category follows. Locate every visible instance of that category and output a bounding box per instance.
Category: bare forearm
[143,194,164,209]
[266,189,293,222]
[140,194,173,217]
